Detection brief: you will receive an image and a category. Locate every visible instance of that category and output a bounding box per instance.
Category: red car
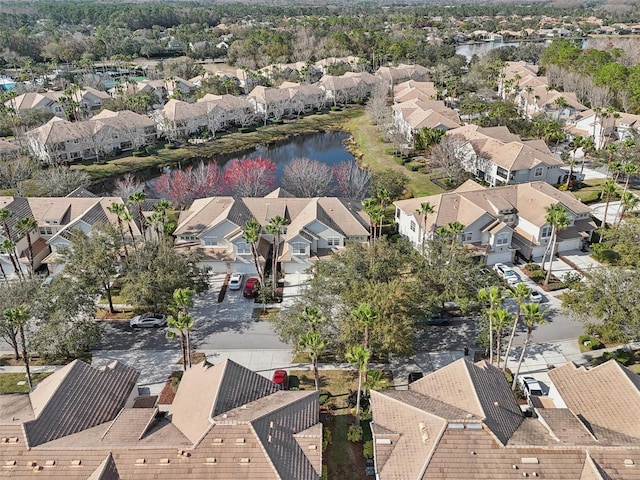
[243,277,260,298]
[272,369,288,390]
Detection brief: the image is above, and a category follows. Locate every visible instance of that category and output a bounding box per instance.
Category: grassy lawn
[571,178,605,203]
[0,373,52,393]
[342,111,444,198]
[0,353,91,366]
[75,108,362,184]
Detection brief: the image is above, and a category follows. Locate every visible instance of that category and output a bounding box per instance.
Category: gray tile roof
[24,360,139,447]
[87,453,120,480]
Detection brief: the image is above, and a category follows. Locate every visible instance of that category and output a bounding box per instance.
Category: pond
[134,131,356,196]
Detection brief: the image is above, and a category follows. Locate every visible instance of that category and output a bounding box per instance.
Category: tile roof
[549,361,640,445]
[87,453,120,480]
[24,360,139,447]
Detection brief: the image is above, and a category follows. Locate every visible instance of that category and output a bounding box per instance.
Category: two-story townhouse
[446,124,565,187]
[571,109,640,150]
[376,64,430,90]
[247,85,293,123]
[525,86,587,120]
[392,99,461,143]
[79,86,111,111]
[5,92,65,118]
[198,94,255,128]
[279,82,326,115]
[394,180,594,265]
[24,117,91,163]
[393,80,438,103]
[173,191,370,274]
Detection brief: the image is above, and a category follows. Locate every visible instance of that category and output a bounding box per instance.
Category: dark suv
[426,310,453,326]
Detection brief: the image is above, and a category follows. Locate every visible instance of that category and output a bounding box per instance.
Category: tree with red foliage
[221,157,276,197]
[154,161,221,206]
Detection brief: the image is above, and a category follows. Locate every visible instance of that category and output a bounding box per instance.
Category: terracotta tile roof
[24,360,138,447]
[549,361,640,445]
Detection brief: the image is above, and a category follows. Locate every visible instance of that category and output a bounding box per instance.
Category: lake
[137,131,356,195]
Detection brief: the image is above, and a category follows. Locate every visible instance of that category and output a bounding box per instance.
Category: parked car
[518,375,543,398]
[273,369,288,390]
[408,371,423,384]
[228,272,244,290]
[243,277,260,298]
[529,289,543,303]
[425,310,453,326]
[130,312,167,328]
[494,263,520,285]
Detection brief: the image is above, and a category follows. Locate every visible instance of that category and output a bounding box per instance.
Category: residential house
[376,63,430,89]
[247,85,293,123]
[0,192,145,276]
[317,73,373,106]
[4,91,65,118]
[445,124,565,187]
[392,98,461,143]
[197,94,254,128]
[0,138,20,160]
[0,358,322,479]
[154,99,209,138]
[314,55,362,74]
[78,87,111,111]
[394,179,594,264]
[393,80,438,103]
[370,358,640,479]
[524,85,587,120]
[571,109,640,150]
[279,82,326,115]
[173,192,370,273]
[25,110,156,163]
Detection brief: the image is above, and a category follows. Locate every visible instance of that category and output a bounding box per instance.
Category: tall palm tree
[154,199,172,232]
[416,201,435,254]
[0,208,13,241]
[265,215,288,297]
[362,198,382,247]
[107,203,129,260]
[15,217,37,274]
[166,311,194,371]
[544,205,570,286]
[243,219,265,288]
[301,306,324,333]
[446,221,465,248]
[171,287,195,368]
[375,188,391,238]
[477,286,508,365]
[616,192,639,230]
[4,306,32,390]
[511,303,547,391]
[490,307,514,370]
[120,209,138,252]
[2,239,22,280]
[619,163,638,201]
[541,203,567,272]
[351,302,377,353]
[503,283,531,373]
[127,191,147,241]
[146,212,165,242]
[600,179,620,237]
[345,345,370,426]
[299,331,326,391]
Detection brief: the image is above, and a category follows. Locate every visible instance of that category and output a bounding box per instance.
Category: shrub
[132,150,145,157]
[330,106,342,111]
[578,334,604,351]
[394,156,405,166]
[238,127,251,133]
[363,440,374,459]
[319,390,332,405]
[405,161,423,172]
[587,322,628,344]
[322,426,332,451]
[602,348,632,365]
[347,425,363,442]
[165,142,177,149]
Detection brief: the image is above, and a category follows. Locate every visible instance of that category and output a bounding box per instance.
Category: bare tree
[35,167,91,196]
[332,161,371,199]
[0,155,38,193]
[430,135,467,184]
[282,157,333,197]
[113,173,144,199]
[365,81,391,127]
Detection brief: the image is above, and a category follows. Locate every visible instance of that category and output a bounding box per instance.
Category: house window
[541,226,552,238]
[204,236,218,246]
[534,167,544,177]
[496,166,509,179]
[461,232,472,242]
[410,221,416,232]
[292,242,306,255]
[39,227,54,235]
[237,242,251,255]
[495,233,509,246]
[327,237,341,247]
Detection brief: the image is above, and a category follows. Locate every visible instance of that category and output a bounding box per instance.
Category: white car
[493,263,519,285]
[228,272,244,290]
[518,376,543,398]
[529,289,543,303]
[130,312,167,328]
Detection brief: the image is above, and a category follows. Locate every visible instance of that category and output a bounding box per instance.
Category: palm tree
[2,239,22,280]
[540,203,566,273]
[619,163,638,201]
[120,209,138,252]
[503,283,531,373]
[107,203,129,260]
[600,179,620,237]
[301,306,325,333]
[146,212,165,241]
[265,215,288,297]
[15,217,37,274]
[127,191,147,241]
[446,221,465,247]
[299,331,326,391]
[171,287,195,368]
[166,311,194,371]
[345,345,370,426]
[4,306,32,390]
[544,205,570,286]
[477,286,508,365]
[616,192,639,230]
[0,208,13,241]
[351,303,377,352]
[511,303,547,391]
[362,198,382,247]
[375,188,391,238]
[243,219,266,288]
[580,137,595,174]
[154,199,172,232]
[416,201,435,254]
[490,307,514,369]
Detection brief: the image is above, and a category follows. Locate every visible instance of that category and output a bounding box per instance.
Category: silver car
[130,313,167,328]
[228,272,244,290]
